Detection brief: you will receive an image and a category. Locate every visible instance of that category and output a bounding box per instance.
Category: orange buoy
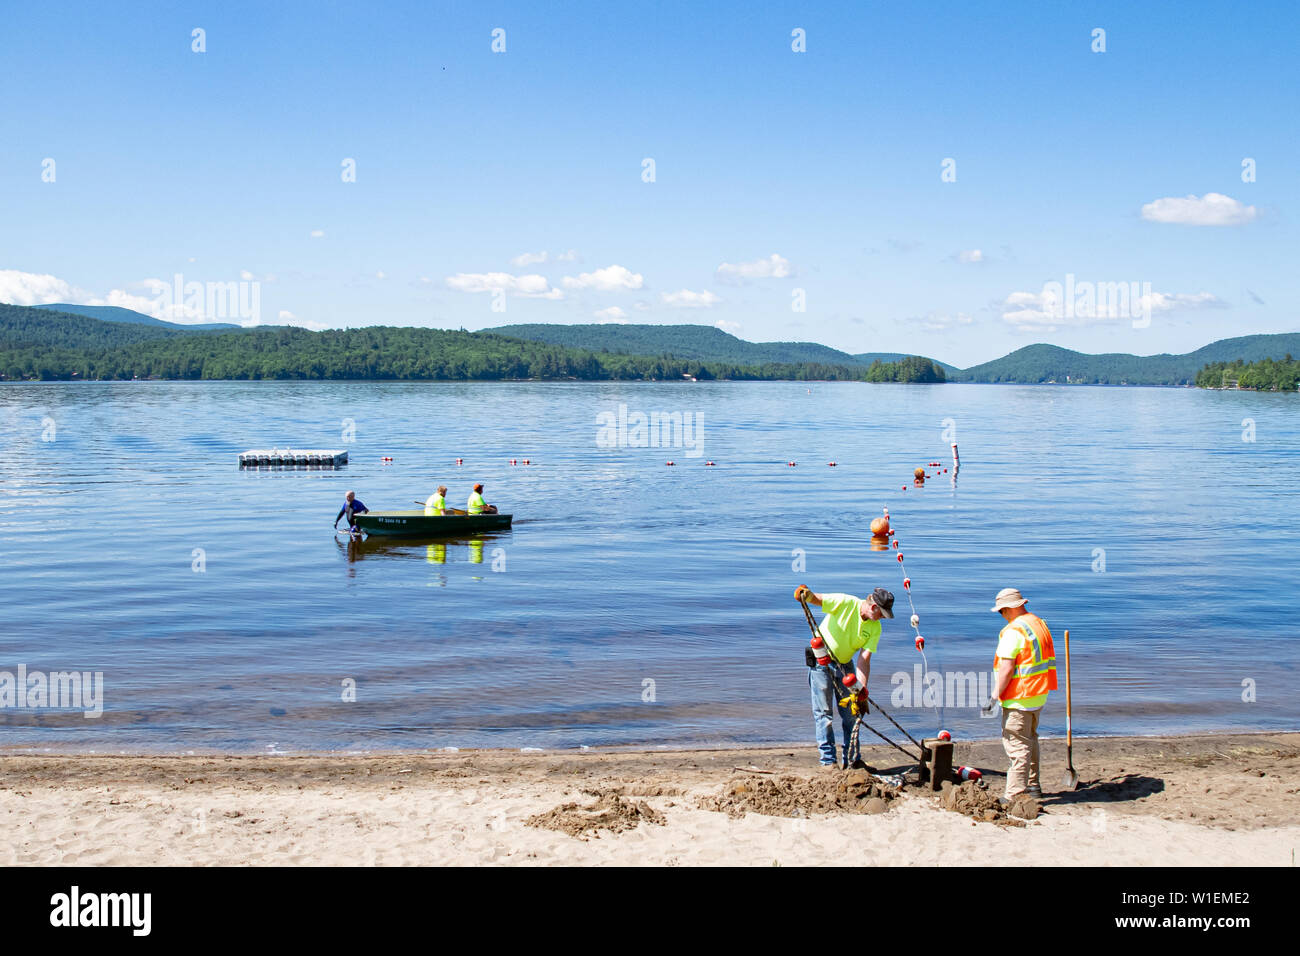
[913,467,925,480]
[870,516,890,536]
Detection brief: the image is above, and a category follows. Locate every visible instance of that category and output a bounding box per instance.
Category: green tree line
[863,356,946,383]
[1195,355,1299,391]
[0,322,937,383]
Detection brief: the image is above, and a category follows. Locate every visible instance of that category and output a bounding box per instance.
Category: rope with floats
[880,507,946,735]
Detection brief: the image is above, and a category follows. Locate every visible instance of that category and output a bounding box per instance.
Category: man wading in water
[333,490,369,534]
[795,585,895,768]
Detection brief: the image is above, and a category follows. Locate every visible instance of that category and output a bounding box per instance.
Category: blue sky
[1,0,1295,364]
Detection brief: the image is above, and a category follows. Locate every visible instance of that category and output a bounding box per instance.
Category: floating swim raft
[239,448,348,467]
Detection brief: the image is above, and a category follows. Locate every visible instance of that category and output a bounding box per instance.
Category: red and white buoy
[957,766,981,781]
[810,634,831,666]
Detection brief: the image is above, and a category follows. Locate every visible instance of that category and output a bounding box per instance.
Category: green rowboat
[353,510,513,537]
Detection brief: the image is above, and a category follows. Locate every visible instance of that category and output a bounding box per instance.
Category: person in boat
[467,483,498,515]
[794,584,894,768]
[425,485,448,516]
[333,490,369,533]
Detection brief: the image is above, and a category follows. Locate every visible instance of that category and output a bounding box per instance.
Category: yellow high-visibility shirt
[816,594,881,665]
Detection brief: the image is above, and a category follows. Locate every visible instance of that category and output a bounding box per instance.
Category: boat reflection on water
[338,533,509,565]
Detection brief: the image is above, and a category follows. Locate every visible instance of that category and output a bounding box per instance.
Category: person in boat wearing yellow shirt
[424,485,448,516]
[795,584,894,768]
[982,587,1058,803]
[467,482,498,515]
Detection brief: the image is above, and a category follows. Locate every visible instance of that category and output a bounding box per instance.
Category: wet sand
[1,732,1296,866]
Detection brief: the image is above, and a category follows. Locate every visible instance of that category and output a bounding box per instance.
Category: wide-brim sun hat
[990,587,1028,612]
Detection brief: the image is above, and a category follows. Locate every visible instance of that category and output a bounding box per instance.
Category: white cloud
[715,253,791,283]
[444,272,564,299]
[0,269,81,306]
[1140,193,1258,226]
[909,311,975,331]
[714,319,743,334]
[240,270,255,280]
[376,271,386,280]
[511,251,548,267]
[661,289,721,308]
[562,264,643,291]
[593,306,628,324]
[512,249,579,268]
[0,269,258,325]
[310,229,325,238]
[956,249,983,263]
[278,310,295,321]
[1001,283,1224,331]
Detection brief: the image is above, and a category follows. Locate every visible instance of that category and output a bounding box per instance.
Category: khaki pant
[1001,707,1041,798]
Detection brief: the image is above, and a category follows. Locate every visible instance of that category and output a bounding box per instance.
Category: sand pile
[526,788,666,840]
[699,769,901,818]
[939,780,1039,825]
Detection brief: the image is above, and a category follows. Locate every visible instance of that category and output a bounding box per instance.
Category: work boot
[1024,786,1044,799]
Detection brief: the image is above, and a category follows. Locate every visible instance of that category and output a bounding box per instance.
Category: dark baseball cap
[870,587,895,618]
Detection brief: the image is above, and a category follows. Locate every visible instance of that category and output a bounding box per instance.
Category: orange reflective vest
[996,613,1058,701]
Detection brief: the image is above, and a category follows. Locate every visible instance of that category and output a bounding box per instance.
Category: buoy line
[881,507,945,735]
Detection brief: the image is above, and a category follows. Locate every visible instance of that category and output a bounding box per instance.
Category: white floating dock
[239,448,348,467]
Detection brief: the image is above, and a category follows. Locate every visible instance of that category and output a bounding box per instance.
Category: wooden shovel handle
[1064,629,1072,750]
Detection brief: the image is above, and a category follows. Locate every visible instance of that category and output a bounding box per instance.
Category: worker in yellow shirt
[795,584,895,768]
[982,587,1057,802]
[424,485,448,516]
[467,483,498,515]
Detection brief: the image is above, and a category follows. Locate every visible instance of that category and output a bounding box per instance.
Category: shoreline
[1,727,1294,758]
[3,731,1296,865]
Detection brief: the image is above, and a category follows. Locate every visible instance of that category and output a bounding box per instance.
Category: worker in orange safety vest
[981,587,1057,802]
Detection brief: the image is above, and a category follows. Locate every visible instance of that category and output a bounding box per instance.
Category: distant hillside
[0,304,886,382]
[951,333,1300,385]
[485,322,952,371]
[0,303,184,349]
[33,303,241,330]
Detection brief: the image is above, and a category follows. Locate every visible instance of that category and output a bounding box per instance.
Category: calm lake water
[0,381,1296,753]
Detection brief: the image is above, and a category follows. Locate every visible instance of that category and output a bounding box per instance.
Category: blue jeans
[809,663,858,766]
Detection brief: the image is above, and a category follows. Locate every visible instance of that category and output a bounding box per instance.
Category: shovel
[1062,628,1079,790]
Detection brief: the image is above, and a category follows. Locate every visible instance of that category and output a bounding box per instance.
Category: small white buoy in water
[910,613,919,628]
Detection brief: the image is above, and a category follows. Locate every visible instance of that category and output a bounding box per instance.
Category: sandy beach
[0,732,1295,866]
